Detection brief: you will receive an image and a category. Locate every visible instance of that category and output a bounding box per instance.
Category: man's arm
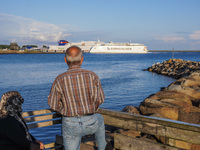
[48,80,62,112]
[95,77,105,111]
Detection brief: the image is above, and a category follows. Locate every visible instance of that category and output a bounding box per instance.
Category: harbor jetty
[118,59,200,149]
[23,59,200,150]
[139,70,200,124]
[145,59,200,79]
[140,59,200,124]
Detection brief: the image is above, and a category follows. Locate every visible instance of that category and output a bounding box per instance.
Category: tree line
[0,43,47,50]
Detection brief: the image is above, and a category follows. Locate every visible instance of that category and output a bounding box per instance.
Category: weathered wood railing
[22,108,200,150]
[22,109,62,149]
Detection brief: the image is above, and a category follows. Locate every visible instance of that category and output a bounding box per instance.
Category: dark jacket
[0,115,40,150]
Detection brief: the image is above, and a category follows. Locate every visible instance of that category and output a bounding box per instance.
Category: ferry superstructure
[46,40,148,53]
[89,42,148,53]
[47,40,104,53]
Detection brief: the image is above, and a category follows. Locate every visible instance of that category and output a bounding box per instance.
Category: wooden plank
[102,114,137,130]
[97,109,200,145]
[164,127,200,145]
[24,114,61,123]
[22,109,54,117]
[114,133,184,150]
[27,119,61,129]
[44,142,63,150]
[44,142,56,149]
[167,138,200,150]
[135,121,200,145]
[80,143,95,150]
[168,139,192,150]
[98,108,200,132]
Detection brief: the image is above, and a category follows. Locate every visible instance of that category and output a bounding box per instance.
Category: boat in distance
[45,40,148,53]
[89,42,148,53]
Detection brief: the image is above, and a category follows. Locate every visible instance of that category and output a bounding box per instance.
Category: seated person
[0,91,44,150]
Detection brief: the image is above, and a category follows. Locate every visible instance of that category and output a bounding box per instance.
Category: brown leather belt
[68,113,94,117]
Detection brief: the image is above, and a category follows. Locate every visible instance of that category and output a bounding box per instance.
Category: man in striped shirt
[48,46,106,150]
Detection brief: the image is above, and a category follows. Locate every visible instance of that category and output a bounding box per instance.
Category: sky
[0,0,200,50]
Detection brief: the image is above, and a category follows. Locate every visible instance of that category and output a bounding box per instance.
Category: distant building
[10,43,20,50]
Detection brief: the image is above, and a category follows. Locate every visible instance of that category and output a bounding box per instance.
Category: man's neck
[68,65,81,70]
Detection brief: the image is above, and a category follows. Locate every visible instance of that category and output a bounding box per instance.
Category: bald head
[65,46,83,66]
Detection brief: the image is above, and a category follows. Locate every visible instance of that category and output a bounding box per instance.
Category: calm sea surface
[0,52,200,143]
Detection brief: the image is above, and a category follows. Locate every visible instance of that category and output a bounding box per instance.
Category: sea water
[0,52,199,143]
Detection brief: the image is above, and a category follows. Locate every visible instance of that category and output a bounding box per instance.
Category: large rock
[141,98,171,108]
[181,76,200,87]
[179,111,200,124]
[176,86,200,100]
[149,113,170,119]
[139,68,200,124]
[167,75,200,105]
[122,106,140,115]
[139,105,179,120]
[160,99,195,113]
[155,91,192,105]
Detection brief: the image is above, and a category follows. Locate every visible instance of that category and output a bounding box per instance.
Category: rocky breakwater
[139,71,200,124]
[125,59,200,123]
[119,59,200,150]
[141,59,200,124]
[146,59,200,79]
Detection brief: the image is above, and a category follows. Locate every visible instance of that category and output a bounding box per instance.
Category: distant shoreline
[1,49,200,54]
[148,50,200,52]
[0,50,64,54]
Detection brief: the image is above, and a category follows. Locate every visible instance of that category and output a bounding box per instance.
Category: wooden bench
[22,108,200,150]
[22,109,62,149]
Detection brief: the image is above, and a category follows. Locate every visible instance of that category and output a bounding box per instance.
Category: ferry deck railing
[22,108,200,150]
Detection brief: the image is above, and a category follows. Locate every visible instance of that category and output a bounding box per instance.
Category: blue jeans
[62,113,106,150]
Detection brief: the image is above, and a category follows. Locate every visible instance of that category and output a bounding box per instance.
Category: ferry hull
[90,45,148,54]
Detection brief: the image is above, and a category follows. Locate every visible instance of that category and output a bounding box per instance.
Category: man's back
[48,65,105,117]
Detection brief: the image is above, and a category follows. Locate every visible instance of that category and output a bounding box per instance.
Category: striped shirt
[48,65,105,117]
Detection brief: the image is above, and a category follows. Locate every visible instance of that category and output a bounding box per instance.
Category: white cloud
[189,30,200,40]
[154,34,185,42]
[0,13,71,45]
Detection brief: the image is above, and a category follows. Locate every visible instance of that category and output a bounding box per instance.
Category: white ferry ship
[89,42,148,53]
[46,40,104,53]
[46,40,148,53]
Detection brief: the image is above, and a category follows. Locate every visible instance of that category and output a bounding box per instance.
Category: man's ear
[81,56,84,64]
[64,57,67,64]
